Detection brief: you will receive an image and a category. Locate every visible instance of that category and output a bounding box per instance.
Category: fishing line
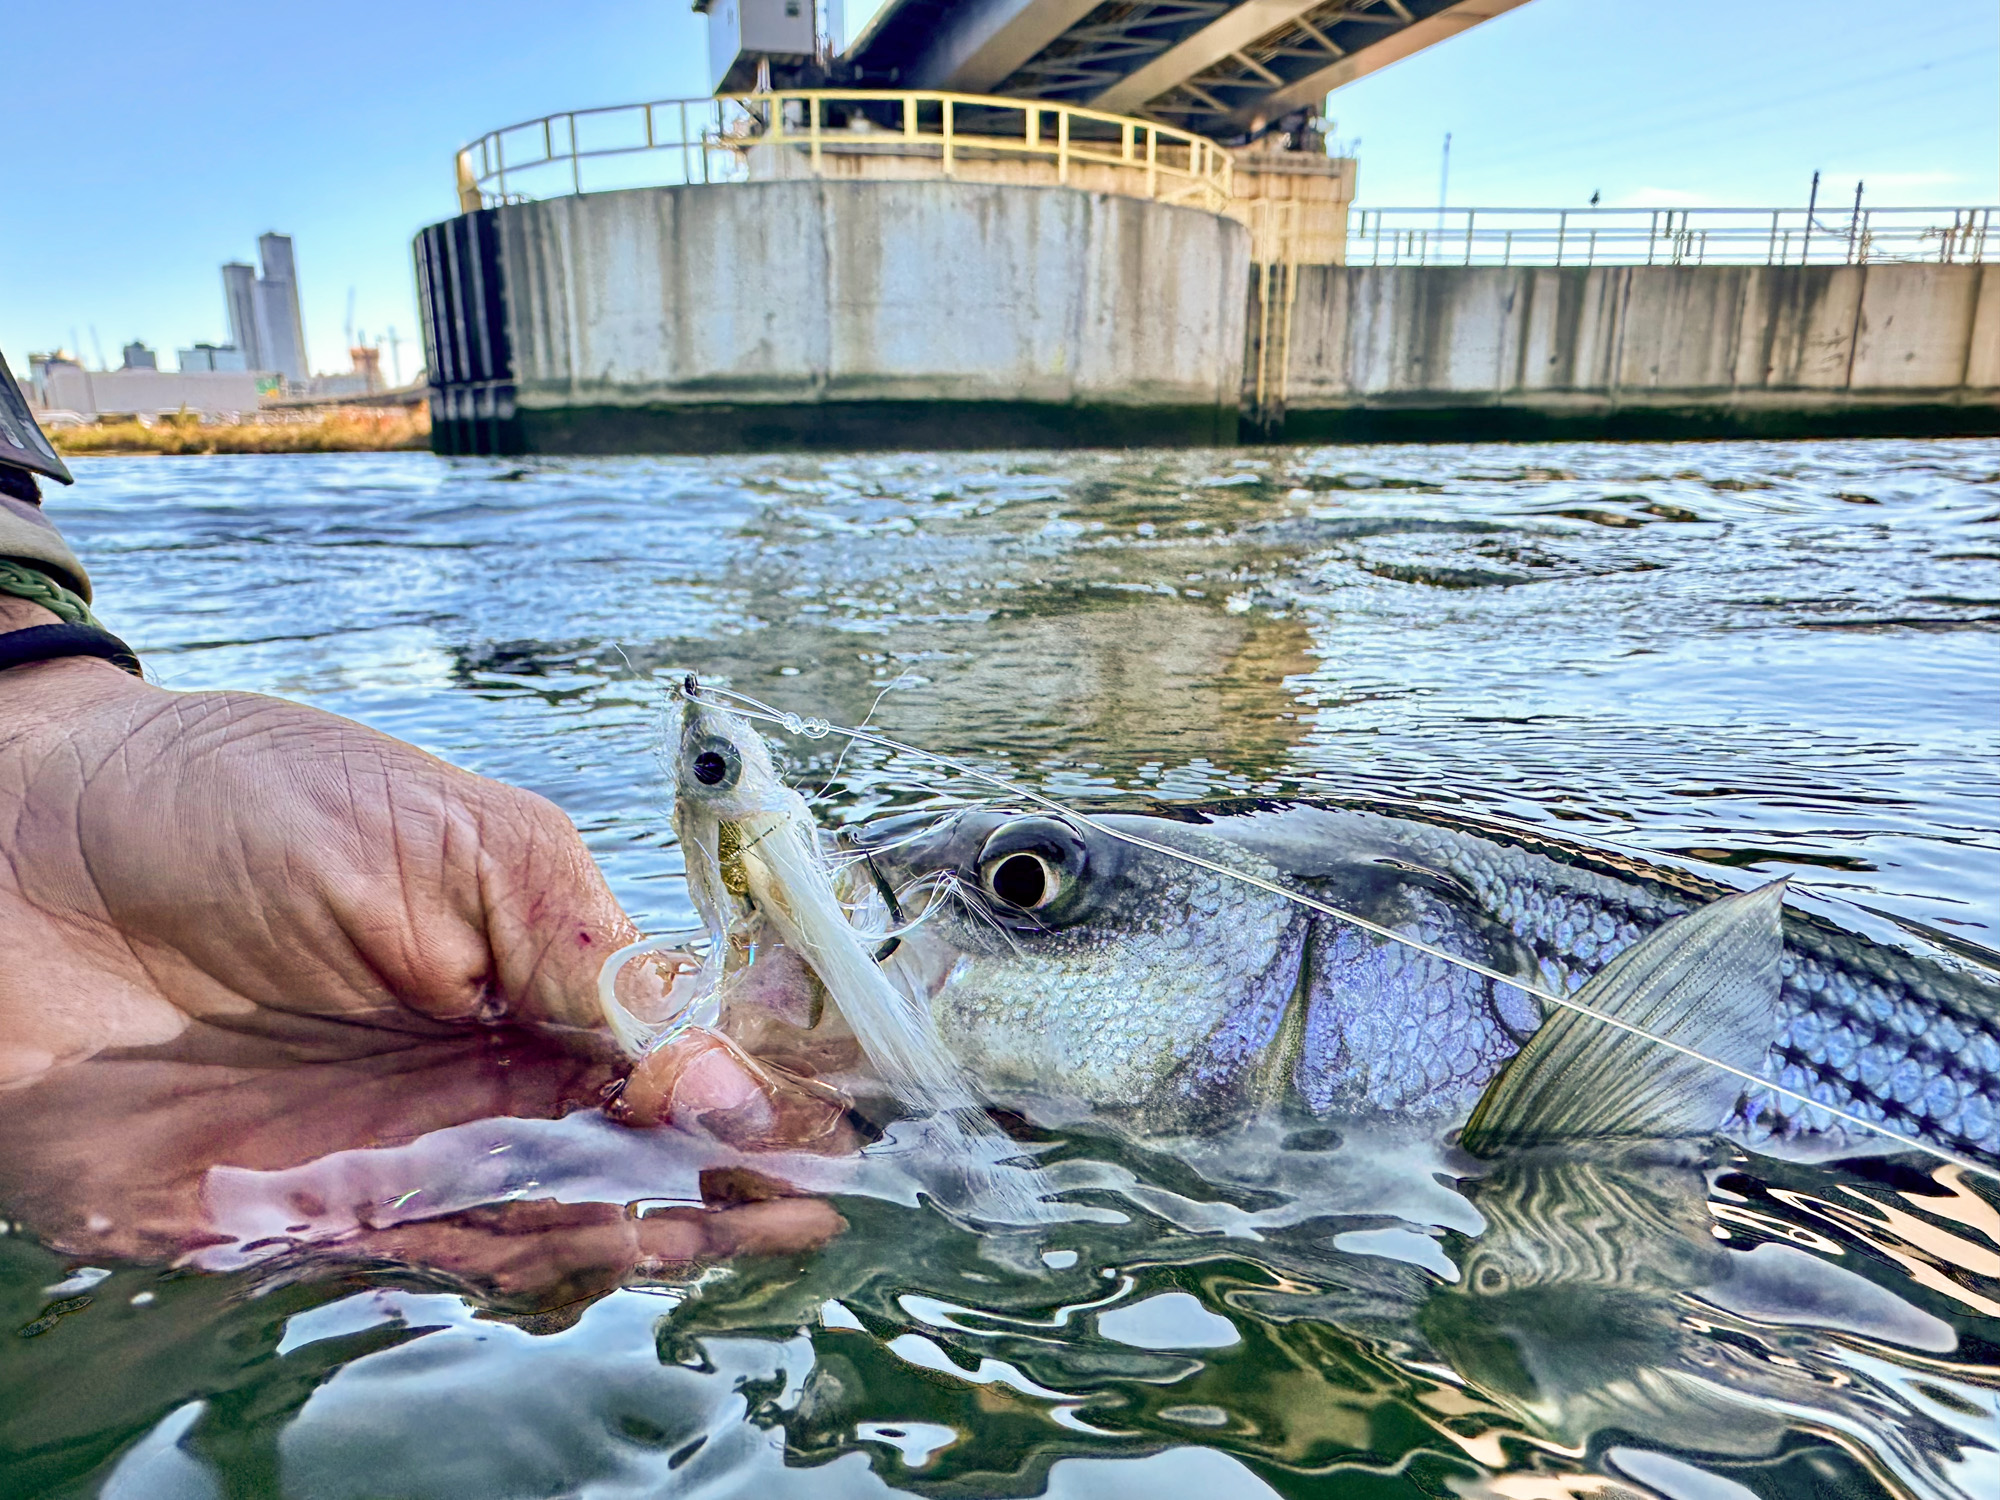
[684,679,2000,1184]
[1300,787,1859,904]
[809,668,916,806]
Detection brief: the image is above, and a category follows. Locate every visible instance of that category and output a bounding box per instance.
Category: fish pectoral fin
[1461,881,1786,1154]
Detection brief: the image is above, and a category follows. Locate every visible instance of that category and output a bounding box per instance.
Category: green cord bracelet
[0,558,102,629]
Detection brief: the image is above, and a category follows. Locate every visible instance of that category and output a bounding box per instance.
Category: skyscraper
[253,233,308,384]
[220,234,309,384]
[222,261,261,370]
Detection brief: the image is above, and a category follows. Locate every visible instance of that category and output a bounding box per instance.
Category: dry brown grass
[52,406,430,456]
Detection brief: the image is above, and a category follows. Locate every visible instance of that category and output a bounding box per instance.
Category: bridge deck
[845,0,1530,141]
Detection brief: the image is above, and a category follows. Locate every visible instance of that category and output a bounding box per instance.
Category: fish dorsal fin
[1461,881,1786,1153]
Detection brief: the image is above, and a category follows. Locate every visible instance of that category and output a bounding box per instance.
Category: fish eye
[983,851,1059,910]
[689,738,740,789]
[972,817,1091,916]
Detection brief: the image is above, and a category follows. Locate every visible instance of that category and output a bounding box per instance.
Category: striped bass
[849,799,2000,1163]
[657,692,2000,1169]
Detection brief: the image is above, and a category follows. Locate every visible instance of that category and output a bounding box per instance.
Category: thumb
[458,776,857,1150]
[616,1029,856,1150]
[461,777,647,1038]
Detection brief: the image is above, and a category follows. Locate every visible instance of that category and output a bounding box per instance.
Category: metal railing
[455,98,741,207]
[455,91,1234,216]
[1246,199,1304,422]
[1345,206,1995,268]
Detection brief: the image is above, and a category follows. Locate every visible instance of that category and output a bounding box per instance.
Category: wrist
[0,605,148,703]
[0,594,63,632]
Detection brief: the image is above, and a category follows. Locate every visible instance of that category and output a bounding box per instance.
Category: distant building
[177,343,248,372]
[27,353,270,422]
[22,232,313,417]
[25,354,69,407]
[221,234,309,385]
[253,233,309,384]
[222,263,260,366]
[300,344,387,400]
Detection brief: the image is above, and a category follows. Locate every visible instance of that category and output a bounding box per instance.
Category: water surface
[5,440,1998,1498]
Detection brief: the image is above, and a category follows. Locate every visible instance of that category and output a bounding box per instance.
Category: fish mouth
[838,810,982,938]
[842,809,979,873]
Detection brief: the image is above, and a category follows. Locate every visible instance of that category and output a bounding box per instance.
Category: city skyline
[3,0,1993,379]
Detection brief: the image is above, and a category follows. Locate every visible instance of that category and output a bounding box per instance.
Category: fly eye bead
[689,740,740,788]
[983,851,1059,910]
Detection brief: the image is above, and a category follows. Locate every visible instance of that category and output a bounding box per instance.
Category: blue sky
[4,0,1993,380]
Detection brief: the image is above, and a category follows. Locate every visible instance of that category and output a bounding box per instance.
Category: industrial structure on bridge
[415,0,1997,455]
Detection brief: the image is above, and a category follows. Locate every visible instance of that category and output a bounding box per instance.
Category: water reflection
[454,594,1318,780]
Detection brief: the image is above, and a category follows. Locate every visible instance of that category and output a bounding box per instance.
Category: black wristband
[0,623,143,677]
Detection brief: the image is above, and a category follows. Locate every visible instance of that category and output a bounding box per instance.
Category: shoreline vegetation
[50,407,430,456]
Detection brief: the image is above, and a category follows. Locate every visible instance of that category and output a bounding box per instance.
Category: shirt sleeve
[0,492,92,602]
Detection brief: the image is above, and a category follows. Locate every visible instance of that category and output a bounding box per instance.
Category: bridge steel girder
[984,1,1238,105]
[897,0,1110,91]
[1090,0,1355,114]
[842,0,1534,141]
[1137,0,1532,130]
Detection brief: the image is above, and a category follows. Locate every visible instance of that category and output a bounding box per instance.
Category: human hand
[0,603,846,1302]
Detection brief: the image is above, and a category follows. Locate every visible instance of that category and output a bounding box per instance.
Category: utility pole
[1801,170,1820,264]
[383,326,406,388]
[1847,180,1865,263]
[1437,132,1452,232]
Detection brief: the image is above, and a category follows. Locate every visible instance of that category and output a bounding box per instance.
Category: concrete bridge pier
[418,176,1250,455]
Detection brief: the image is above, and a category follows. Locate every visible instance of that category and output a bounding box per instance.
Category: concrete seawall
[420,179,1249,453]
[1267,262,2000,440]
[420,188,1998,453]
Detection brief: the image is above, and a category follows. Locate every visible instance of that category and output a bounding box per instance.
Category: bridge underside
[844,0,1530,141]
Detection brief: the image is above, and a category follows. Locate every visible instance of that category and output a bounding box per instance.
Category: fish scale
[1390,819,2000,1156]
[1750,940,2000,1153]
[1295,917,1518,1116]
[928,839,1302,1107]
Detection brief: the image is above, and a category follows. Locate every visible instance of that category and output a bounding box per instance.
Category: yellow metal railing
[454,90,1233,217]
